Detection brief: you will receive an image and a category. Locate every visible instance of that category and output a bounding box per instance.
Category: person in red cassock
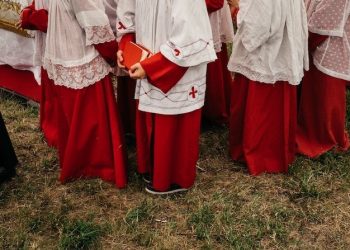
[228,0,309,175]
[103,0,137,135]
[19,0,59,147]
[117,0,216,194]
[42,0,127,188]
[204,0,235,125]
[297,0,350,158]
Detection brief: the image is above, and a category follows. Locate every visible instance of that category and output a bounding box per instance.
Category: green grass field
[1,90,350,249]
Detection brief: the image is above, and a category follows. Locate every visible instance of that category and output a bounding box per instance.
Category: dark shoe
[142,173,151,184]
[145,184,188,195]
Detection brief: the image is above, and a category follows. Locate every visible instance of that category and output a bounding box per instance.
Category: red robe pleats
[136,107,202,191]
[40,68,59,147]
[229,74,297,175]
[203,44,232,124]
[47,76,127,188]
[297,63,350,157]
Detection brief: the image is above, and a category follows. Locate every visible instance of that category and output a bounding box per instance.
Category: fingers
[117,50,125,68]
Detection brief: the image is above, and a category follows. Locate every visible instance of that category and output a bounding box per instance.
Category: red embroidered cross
[118,22,126,30]
[174,48,180,56]
[189,87,198,99]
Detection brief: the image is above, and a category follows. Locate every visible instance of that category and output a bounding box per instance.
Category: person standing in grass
[117,0,216,194]
[18,0,58,147]
[297,0,350,158]
[43,0,127,188]
[203,0,235,125]
[103,0,137,135]
[227,0,309,175]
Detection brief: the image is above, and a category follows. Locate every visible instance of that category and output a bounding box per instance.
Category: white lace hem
[228,64,303,85]
[85,25,116,46]
[44,56,111,89]
[314,59,350,82]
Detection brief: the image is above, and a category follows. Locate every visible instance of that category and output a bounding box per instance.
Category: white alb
[117,0,217,115]
[228,0,309,85]
[306,0,350,81]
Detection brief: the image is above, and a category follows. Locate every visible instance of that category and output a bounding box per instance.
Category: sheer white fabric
[228,0,309,85]
[306,0,350,81]
[210,0,234,53]
[44,0,115,89]
[0,29,41,83]
[220,0,235,44]
[102,0,127,77]
[31,0,49,70]
[103,0,119,34]
[44,55,110,89]
[117,0,216,115]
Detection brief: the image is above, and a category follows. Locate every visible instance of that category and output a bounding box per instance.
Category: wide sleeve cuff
[206,0,224,13]
[94,40,118,67]
[84,25,116,46]
[140,52,188,94]
[21,8,48,32]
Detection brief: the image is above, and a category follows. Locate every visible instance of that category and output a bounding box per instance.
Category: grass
[1,90,350,249]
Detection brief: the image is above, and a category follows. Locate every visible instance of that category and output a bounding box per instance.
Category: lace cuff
[44,56,111,89]
[85,25,115,46]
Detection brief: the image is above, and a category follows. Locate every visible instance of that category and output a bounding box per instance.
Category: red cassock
[132,52,201,191]
[296,32,350,157]
[229,74,297,175]
[297,63,350,157]
[203,0,232,125]
[20,3,57,146]
[117,34,137,134]
[204,44,232,124]
[47,75,127,188]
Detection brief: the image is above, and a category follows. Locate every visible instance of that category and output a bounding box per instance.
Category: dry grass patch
[1,90,350,249]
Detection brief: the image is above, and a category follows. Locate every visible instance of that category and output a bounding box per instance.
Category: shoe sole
[142,177,151,184]
[145,187,188,195]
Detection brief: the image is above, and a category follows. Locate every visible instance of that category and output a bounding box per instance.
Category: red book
[123,42,151,70]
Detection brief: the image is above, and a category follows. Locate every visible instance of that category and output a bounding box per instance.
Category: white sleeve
[116,0,135,41]
[307,0,350,37]
[238,0,273,52]
[71,0,115,45]
[159,0,217,67]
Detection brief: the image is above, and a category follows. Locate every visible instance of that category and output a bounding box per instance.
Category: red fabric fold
[94,40,118,67]
[229,74,297,175]
[21,3,48,33]
[203,45,232,124]
[136,106,201,191]
[309,31,328,52]
[140,52,188,94]
[47,76,127,188]
[296,63,350,158]
[206,0,224,13]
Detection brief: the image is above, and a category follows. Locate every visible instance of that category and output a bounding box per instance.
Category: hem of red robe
[296,63,350,158]
[203,46,232,124]
[229,74,297,176]
[135,104,201,191]
[46,76,127,188]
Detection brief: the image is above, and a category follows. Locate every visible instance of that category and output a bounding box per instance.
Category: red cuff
[309,32,328,52]
[94,40,118,67]
[21,7,48,32]
[206,0,224,13]
[119,33,136,51]
[140,53,188,94]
